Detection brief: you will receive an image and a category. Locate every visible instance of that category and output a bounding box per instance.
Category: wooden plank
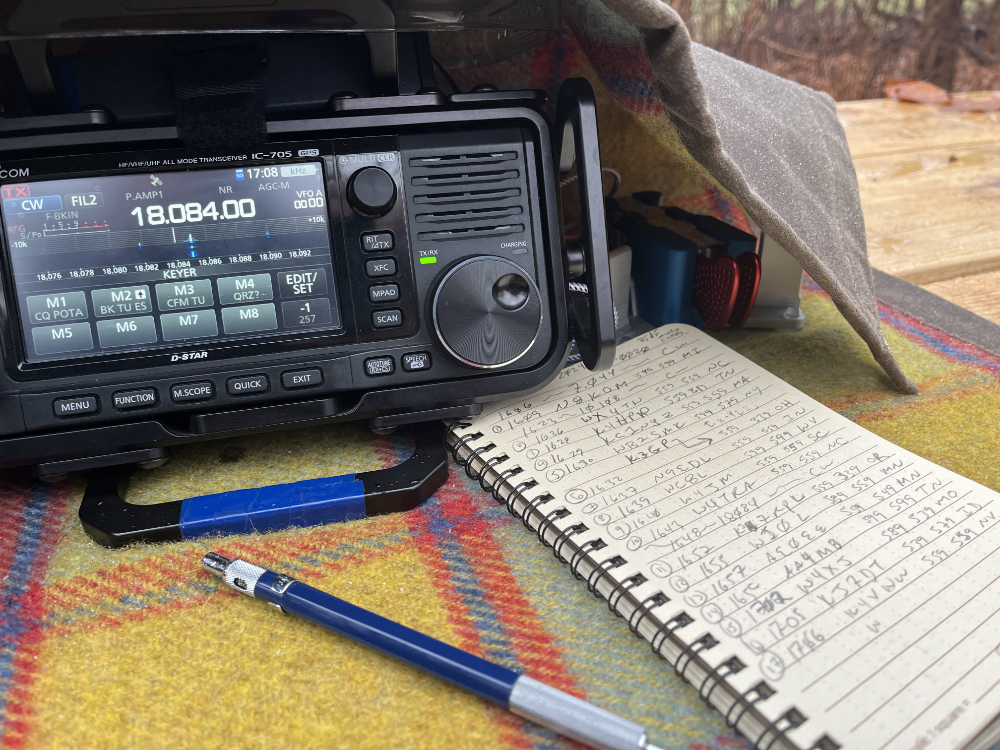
[838,96,1000,160]
[838,96,1000,286]
[923,270,1000,325]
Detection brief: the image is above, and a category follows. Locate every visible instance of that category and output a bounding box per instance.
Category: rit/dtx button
[372,309,403,328]
[361,232,394,252]
[113,388,158,410]
[53,395,98,417]
[281,368,323,389]
[227,374,269,396]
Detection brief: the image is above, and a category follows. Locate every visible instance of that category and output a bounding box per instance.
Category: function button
[368,284,399,303]
[155,279,214,311]
[91,286,151,318]
[96,316,157,348]
[217,274,274,305]
[401,352,432,372]
[372,309,403,329]
[31,322,94,356]
[281,368,323,389]
[365,258,396,278]
[53,395,98,418]
[112,388,158,410]
[364,356,395,377]
[160,309,219,341]
[361,232,395,253]
[281,298,334,328]
[227,374,269,396]
[278,268,328,298]
[171,381,215,402]
[25,291,89,324]
[221,303,278,335]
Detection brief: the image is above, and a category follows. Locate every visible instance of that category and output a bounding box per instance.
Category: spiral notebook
[447,324,1000,750]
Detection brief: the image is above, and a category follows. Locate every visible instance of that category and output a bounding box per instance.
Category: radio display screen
[1,163,341,363]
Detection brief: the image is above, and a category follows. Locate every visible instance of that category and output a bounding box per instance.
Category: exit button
[281,368,323,389]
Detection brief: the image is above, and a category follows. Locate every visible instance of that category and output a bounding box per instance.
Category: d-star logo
[1,184,29,199]
[170,350,208,362]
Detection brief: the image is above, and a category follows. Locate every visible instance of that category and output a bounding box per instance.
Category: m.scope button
[227,374,269,396]
[372,309,403,328]
[281,368,323,389]
[364,356,394,377]
[171,381,215,403]
[365,258,396,278]
[53,395,98,418]
[361,232,394,253]
[113,388,158,410]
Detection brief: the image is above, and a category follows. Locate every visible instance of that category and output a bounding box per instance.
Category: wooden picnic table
[837,93,1000,325]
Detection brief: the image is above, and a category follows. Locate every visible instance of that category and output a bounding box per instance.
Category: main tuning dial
[432,257,542,369]
[347,167,397,217]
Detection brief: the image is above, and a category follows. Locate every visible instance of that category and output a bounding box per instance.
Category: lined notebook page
[466,324,1000,750]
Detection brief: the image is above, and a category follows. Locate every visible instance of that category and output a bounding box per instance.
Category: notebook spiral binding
[445,422,842,750]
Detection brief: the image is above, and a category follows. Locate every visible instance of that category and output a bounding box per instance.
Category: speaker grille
[403,139,530,245]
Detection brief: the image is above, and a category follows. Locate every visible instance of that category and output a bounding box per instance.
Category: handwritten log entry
[460,325,1000,750]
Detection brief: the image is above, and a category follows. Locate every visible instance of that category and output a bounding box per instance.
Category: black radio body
[0,89,614,473]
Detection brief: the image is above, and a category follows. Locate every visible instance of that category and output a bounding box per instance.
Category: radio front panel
[0,108,570,457]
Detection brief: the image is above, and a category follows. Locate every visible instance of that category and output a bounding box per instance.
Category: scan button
[372,309,403,328]
[171,381,215,403]
[53,395,99,418]
[227,374,270,396]
[113,388,158,410]
[281,368,323,389]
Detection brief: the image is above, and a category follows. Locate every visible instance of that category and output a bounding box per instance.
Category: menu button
[53,395,98,418]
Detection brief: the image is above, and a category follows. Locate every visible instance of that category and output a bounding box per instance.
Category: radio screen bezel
[0,145,358,380]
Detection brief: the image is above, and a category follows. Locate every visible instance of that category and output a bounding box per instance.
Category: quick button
[227,374,269,396]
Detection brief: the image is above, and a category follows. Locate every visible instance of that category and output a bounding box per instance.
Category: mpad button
[112,388,158,410]
[227,374,269,396]
[364,356,394,377]
[281,368,323,389]
[53,395,98,418]
[368,284,399,303]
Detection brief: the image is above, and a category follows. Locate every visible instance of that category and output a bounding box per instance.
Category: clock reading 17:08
[129,199,257,226]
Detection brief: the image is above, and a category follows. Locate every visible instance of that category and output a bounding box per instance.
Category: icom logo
[170,350,208,362]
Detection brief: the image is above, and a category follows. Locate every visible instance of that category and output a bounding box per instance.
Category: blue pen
[203,553,663,750]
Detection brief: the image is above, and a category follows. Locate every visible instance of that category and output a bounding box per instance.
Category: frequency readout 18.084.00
[130,199,257,226]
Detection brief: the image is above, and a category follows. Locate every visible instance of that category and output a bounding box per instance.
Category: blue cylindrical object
[253,571,520,706]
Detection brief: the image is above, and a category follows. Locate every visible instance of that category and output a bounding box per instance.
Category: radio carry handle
[556,78,617,372]
[78,421,448,548]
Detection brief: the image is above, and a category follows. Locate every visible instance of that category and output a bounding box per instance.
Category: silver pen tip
[201,552,232,578]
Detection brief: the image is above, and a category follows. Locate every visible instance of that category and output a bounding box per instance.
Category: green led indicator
[419,256,437,265]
